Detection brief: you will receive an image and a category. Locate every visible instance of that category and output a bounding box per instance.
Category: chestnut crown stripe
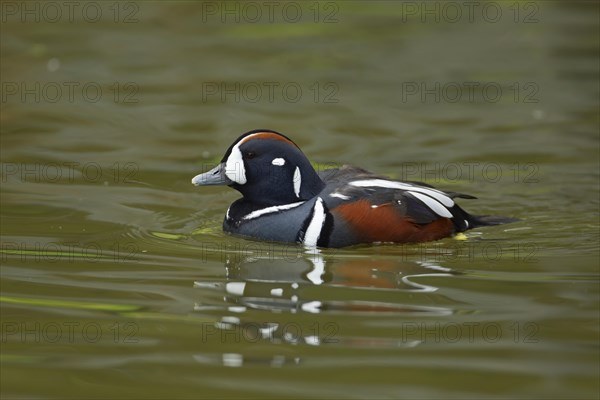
[238,131,298,148]
[220,129,299,163]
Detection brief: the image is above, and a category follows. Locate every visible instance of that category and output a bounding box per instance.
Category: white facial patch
[225,145,246,184]
[303,197,326,247]
[271,158,285,166]
[293,166,301,198]
[224,132,267,185]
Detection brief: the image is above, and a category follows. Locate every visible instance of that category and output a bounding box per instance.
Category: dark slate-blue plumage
[192,129,515,248]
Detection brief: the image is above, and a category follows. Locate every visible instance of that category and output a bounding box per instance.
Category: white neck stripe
[242,201,305,220]
[303,197,326,247]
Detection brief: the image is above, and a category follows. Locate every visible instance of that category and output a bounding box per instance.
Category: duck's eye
[245,151,256,159]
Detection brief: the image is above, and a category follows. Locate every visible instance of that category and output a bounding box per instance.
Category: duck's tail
[468,214,520,228]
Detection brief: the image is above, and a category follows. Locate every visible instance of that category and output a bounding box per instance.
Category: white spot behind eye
[272,158,285,166]
[293,167,301,198]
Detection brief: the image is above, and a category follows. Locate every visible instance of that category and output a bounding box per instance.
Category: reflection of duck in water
[195,251,456,315]
[192,129,516,247]
[192,253,454,361]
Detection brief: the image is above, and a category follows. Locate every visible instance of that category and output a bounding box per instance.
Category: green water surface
[1,1,599,399]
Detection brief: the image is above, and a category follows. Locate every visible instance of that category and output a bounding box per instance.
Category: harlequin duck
[192,129,515,248]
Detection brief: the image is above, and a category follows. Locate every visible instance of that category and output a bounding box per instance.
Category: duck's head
[192,129,325,206]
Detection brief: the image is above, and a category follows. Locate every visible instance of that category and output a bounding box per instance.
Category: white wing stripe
[330,193,350,200]
[408,191,453,218]
[349,179,454,207]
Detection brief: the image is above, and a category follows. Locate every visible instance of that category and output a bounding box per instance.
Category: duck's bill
[191,163,233,186]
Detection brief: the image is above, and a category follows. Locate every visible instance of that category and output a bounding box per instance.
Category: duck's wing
[321,165,476,229]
